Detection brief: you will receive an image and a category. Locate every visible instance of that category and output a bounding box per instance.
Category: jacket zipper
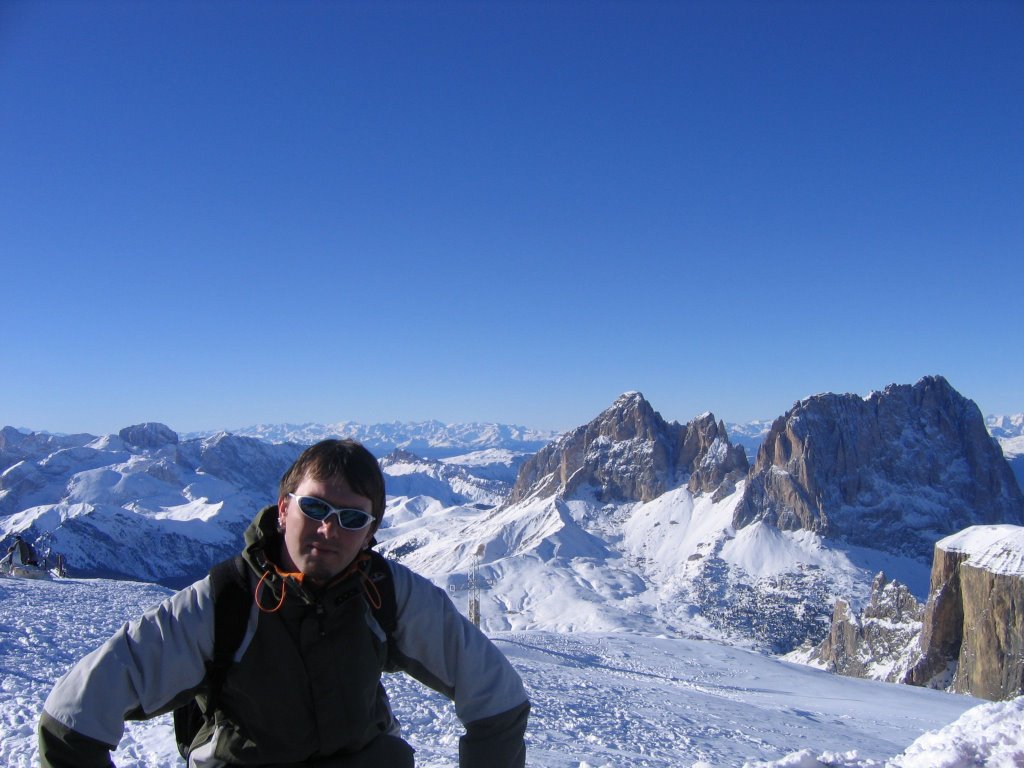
[315,601,326,638]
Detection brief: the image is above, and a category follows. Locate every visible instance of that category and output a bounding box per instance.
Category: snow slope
[377,481,932,653]
[3,574,1018,768]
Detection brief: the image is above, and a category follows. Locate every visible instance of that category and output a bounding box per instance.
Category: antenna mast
[447,543,493,628]
[468,543,485,627]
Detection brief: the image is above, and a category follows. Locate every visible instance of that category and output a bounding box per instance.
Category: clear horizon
[2,1,1021,435]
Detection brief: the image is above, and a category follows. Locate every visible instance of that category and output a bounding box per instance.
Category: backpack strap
[173,555,250,758]
[364,550,400,670]
[206,555,251,705]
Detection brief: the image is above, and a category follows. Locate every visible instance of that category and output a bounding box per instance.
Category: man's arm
[384,561,530,768]
[37,577,217,767]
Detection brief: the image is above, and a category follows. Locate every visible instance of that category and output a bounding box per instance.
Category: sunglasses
[288,494,375,531]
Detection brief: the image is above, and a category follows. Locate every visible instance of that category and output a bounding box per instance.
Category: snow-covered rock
[506,392,748,506]
[1,382,1020,660]
[726,418,775,462]
[988,414,1024,490]
[0,430,303,585]
[803,525,1024,701]
[0,424,539,587]
[987,414,1024,440]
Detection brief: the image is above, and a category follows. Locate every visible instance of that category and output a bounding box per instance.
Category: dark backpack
[173,551,398,760]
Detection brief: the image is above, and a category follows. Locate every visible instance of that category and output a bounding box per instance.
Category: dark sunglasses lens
[337,509,372,529]
[297,497,331,520]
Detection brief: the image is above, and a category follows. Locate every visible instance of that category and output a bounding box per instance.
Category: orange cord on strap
[254,570,286,613]
[254,553,379,613]
[360,565,382,610]
[254,565,305,613]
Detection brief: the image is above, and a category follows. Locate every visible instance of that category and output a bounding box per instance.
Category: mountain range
[2,376,1022,661]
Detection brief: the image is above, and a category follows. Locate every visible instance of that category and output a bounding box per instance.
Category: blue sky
[2,0,1021,435]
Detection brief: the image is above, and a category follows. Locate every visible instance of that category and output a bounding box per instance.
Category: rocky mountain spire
[732,376,1024,561]
[505,391,748,506]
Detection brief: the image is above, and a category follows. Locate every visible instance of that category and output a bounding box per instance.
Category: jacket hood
[242,504,283,576]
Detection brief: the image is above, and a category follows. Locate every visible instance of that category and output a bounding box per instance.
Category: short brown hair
[279,439,386,525]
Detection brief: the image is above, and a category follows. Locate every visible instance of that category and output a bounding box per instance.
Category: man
[38,439,529,767]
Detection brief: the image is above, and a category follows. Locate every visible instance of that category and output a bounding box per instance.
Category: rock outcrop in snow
[814,524,1024,701]
[907,525,1024,701]
[733,376,1024,561]
[811,572,924,682]
[118,423,179,450]
[505,392,748,506]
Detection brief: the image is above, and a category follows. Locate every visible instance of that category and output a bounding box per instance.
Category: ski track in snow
[3,574,1006,768]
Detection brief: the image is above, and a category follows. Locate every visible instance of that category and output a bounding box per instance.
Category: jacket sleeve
[38,711,114,768]
[38,577,218,766]
[384,561,530,768]
[460,699,530,768]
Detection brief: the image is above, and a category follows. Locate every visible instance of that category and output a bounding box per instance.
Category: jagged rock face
[955,563,1024,699]
[812,572,924,682]
[505,392,748,506]
[685,413,751,500]
[908,526,1024,701]
[733,376,1024,561]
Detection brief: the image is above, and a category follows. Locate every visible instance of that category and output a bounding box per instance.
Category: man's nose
[318,514,341,535]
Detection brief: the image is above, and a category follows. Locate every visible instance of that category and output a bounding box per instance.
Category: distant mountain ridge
[183,420,557,459]
[2,379,1022,661]
[0,425,301,585]
[986,414,1024,439]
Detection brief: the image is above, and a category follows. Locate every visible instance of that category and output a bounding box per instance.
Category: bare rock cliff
[505,392,748,506]
[907,525,1024,701]
[732,376,1024,561]
[817,525,1024,701]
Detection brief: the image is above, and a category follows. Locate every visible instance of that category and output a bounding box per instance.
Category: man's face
[277,473,376,584]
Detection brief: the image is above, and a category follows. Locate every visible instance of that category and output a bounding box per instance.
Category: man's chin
[299,552,346,583]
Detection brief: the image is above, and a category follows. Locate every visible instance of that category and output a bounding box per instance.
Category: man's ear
[277,496,290,530]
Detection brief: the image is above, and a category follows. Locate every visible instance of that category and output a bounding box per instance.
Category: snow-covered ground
[2,573,1020,768]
